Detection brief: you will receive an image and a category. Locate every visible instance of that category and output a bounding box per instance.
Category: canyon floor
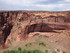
[0,30,70,53]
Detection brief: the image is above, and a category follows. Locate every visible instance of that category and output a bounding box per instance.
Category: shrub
[25,43,32,47]
[3,48,49,53]
[18,47,22,51]
[3,49,45,53]
[52,51,57,53]
[45,50,48,53]
[39,42,46,46]
[33,50,44,53]
[3,50,9,53]
[63,51,66,53]
[3,48,66,53]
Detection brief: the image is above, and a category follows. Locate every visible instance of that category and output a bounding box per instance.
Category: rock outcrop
[0,11,70,49]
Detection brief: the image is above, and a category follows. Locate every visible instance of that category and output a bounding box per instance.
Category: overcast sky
[0,0,70,11]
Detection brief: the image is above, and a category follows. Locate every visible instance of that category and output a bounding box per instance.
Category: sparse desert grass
[2,35,67,53]
[25,43,32,47]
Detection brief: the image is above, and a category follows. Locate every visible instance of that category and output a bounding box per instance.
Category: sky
[0,0,70,11]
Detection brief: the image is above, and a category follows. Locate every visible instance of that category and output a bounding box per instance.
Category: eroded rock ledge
[0,11,70,49]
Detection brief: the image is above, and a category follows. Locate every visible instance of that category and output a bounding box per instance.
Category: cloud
[35,0,63,4]
[33,4,70,11]
[0,0,70,11]
[64,0,70,2]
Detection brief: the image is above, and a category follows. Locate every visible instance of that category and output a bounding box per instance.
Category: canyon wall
[0,11,70,49]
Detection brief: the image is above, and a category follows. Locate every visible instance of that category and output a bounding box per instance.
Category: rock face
[0,11,70,49]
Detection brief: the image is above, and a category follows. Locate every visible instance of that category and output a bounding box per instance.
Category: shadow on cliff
[24,23,63,35]
[3,24,13,43]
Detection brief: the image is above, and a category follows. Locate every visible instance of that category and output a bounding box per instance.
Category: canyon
[0,11,70,51]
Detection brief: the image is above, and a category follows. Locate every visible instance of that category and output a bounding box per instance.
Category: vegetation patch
[52,51,57,53]
[3,47,66,53]
[25,43,32,47]
[3,47,48,53]
[39,42,46,47]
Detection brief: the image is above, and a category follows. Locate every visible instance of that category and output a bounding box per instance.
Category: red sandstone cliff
[0,11,70,49]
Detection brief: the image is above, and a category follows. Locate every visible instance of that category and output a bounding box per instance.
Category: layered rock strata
[0,11,70,49]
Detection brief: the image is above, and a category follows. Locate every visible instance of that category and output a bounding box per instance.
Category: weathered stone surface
[0,11,70,49]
